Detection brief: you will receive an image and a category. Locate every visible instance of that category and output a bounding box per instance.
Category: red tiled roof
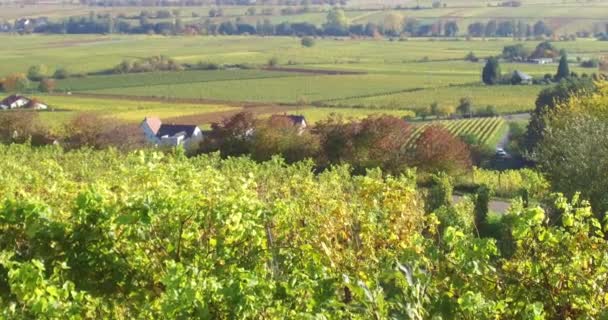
[143,117,162,134]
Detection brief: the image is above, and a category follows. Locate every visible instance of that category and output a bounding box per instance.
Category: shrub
[267,57,279,67]
[200,112,256,157]
[27,65,48,81]
[53,68,70,79]
[0,111,48,144]
[412,125,472,175]
[38,78,56,93]
[250,116,319,163]
[301,36,315,47]
[1,73,29,92]
[62,113,143,150]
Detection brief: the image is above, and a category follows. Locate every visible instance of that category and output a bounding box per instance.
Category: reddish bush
[63,113,144,150]
[250,115,318,163]
[200,112,256,157]
[0,111,49,144]
[316,115,412,174]
[412,125,472,175]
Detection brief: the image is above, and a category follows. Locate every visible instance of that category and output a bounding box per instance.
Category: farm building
[140,117,203,149]
[511,71,533,85]
[0,95,48,110]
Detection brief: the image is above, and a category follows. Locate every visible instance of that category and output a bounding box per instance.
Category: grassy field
[54,69,303,92]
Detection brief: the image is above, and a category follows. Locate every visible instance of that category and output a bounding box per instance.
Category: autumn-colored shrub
[63,113,144,150]
[412,125,472,175]
[200,112,256,157]
[250,115,319,164]
[316,115,412,174]
[0,110,48,144]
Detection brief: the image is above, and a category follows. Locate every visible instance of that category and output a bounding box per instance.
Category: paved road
[453,195,511,214]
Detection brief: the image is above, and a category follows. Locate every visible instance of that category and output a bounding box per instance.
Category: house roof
[143,117,162,134]
[271,114,307,126]
[156,124,199,138]
[1,95,28,106]
[514,70,533,80]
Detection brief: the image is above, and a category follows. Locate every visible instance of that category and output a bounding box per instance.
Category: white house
[0,95,48,110]
[0,95,30,110]
[140,117,203,150]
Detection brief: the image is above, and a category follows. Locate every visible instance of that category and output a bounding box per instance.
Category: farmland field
[0,34,605,128]
[335,84,546,113]
[54,70,305,92]
[408,117,508,147]
[34,95,240,131]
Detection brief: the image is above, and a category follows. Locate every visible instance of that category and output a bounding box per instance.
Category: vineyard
[0,145,606,319]
[408,117,507,147]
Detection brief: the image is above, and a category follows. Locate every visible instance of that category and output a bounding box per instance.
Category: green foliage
[474,185,492,235]
[427,173,453,212]
[27,64,48,82]
[482,57,501,85]
[555,54,570,81]
[300,36,315,48]
[525,77,596,153]
[0,146,606,318]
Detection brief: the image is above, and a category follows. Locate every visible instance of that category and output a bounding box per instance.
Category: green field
[336,84,546,113]
[54,69,304,92]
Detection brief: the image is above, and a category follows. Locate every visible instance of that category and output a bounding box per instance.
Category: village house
[0,95,48,110]
[140,117,203,149]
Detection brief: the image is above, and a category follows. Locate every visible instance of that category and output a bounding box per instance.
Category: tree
[267,57,279,67]
[38,78,56,93]
[315,115,412,174]
[412,125,472,175]
[323,8,348,35]
[457,97,473,117]
[555,54,570,81]
[536,114,608,216]
[465,51,478,62]
[27,65,48,82]
[250,116,319,164]
[300,36,315,47]
[524,77,596,153]
[53,67,69,79]
[2,73,29,92]
[533,82,608,215]
[383,12,404,36]
[200,112,256,157]
[482,57,501,85]
[444,21,458,37]
[502,44,529,61]
[0,111,47,144]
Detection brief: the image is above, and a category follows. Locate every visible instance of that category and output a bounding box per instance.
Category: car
[496,148,508,158]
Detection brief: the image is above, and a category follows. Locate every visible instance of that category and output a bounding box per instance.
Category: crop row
[406,117,506,148]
